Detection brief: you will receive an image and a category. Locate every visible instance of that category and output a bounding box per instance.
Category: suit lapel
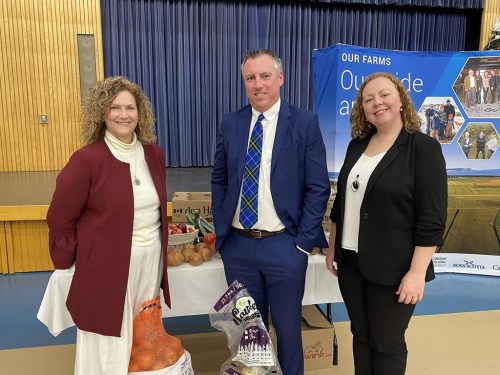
[363,129,408,199]
[237,106,253,180]
[341,140,366,206]
[271,102,291,173]
[143,146,166,203]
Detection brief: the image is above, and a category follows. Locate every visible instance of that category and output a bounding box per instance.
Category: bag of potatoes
[128,297,193,375]
[209,280,282,375]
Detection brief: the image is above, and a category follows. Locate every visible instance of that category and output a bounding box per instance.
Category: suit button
[362,213,368,219]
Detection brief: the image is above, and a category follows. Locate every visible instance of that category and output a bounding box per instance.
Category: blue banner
[312,44,500,272]
[313,44,500,177]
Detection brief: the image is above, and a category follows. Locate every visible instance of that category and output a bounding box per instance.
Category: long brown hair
[350,72,422,140]
[81,76,157,145]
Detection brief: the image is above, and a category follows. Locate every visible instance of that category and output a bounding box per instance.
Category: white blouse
[342,152,386,252]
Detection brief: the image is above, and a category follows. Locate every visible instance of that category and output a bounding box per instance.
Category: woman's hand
[396,246,437,304]
[396,270,425,304]
[325,222,338,276]
[325,246,338,276]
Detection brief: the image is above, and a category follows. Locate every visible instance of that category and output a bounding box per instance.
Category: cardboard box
[322,194,336,231]
[179,331,230,374]
[301,305,336,370]
[270,305,336,371]
[172,192,212,223]
[304,368,337,374]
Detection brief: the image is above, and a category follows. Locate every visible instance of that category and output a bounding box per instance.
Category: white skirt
[75,240,163,375]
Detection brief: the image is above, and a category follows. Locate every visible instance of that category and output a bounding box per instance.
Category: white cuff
[296,245,309,255]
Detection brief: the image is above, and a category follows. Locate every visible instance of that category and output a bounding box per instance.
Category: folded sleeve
[414,137,448,246]
[46,152,91,269]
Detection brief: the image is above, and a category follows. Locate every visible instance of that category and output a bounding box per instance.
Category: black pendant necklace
[351,154,367,192]
[350,133,395,192]
[351,154,380,192]
[351,178,360,192]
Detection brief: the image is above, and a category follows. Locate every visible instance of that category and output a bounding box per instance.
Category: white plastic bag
[209,280,282,375]
[128,350,193,375]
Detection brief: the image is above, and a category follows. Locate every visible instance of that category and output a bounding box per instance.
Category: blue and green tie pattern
[239,114,265,229]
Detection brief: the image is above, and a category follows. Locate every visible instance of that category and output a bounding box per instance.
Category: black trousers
[338,250,416,375]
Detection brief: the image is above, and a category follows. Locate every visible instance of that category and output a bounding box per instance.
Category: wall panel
[0,223,8,273]
[6,221,53,273]
[0,0,104,172]
[480,0,500,50]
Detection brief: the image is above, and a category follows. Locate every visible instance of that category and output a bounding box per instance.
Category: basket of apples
[167,223,199,246]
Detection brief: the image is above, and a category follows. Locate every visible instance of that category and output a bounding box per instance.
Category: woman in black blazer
[326,72,447,374]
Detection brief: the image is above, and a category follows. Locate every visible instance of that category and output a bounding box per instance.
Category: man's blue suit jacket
[211,102,331,253]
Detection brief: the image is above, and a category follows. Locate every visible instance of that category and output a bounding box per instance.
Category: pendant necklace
[109,142,141,186]
[351,154,380,192]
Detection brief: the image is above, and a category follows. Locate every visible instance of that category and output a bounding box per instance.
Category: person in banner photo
[487,132,498,158]
[46,76,170,375]
[475,130,487,159]
[482,71,491,104]
[437,105,447,141]
[464,69,477,109]
[211,49,330,374]
[489,70,498,104]
[325,72,447,375]
[424,104,435,135]
[443,99,455,140]
[461,131,472,158]
[475,70,483,104]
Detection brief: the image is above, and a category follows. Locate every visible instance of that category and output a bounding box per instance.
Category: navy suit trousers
[221,229,308,375]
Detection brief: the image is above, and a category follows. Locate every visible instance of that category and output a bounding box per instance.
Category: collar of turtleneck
[104,130,137,153]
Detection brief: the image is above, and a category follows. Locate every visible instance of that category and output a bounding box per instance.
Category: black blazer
[330,129,447,286]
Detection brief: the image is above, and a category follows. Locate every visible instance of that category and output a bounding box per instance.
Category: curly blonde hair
[81,76,157,145]
[350,72,422,140]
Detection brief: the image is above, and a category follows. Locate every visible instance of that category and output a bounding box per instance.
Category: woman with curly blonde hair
[81,76,157,145]
[349,72,422,140]
[47,76,171,374]
[326,72,447,374]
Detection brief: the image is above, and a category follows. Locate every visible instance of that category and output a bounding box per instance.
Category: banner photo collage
[313,44,500,276]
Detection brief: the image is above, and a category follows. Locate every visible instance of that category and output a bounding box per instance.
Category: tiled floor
[1,271,500,374]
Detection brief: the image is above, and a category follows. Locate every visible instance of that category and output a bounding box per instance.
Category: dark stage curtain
[102,0,479,166]
[300,0,483,9]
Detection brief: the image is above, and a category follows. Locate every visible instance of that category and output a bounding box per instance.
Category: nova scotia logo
[452,260,485,269]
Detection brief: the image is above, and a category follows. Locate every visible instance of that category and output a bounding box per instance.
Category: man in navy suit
[211,49,330,373]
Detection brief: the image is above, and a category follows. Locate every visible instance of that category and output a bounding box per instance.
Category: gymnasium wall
[0,0,104,172]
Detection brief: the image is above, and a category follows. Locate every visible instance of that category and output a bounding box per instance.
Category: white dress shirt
[232,99,285,232]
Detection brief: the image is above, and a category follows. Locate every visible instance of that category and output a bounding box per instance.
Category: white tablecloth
[37,255,341,336]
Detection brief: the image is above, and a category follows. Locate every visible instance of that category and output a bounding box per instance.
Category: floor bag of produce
[128,297,193,375]
[209,280,282,375]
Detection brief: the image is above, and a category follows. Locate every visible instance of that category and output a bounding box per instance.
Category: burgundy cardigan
[46,140,170,337]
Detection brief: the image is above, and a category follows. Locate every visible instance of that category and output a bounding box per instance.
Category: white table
[37,255,342,336]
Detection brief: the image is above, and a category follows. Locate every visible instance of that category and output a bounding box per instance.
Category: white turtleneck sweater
[104,130,161,246]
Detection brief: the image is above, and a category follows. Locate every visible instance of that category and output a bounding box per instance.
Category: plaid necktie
[239,114,265,229]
